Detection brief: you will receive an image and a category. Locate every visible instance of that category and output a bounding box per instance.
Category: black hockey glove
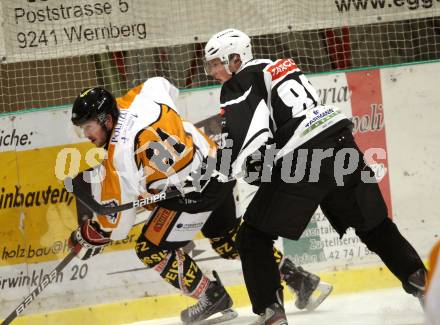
[243,155,263,186]
[68,219,110,260]
[243,143,276,186]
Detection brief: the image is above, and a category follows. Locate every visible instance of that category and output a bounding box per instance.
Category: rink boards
[0,61,439,324]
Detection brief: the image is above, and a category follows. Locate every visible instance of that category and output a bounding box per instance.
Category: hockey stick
[64,176,195,215]
[1,251,76,325]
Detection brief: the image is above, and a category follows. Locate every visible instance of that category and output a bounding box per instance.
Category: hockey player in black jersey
[204,28,427,325]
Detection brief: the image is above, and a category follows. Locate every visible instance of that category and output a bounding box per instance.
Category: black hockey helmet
[71,87,119,126]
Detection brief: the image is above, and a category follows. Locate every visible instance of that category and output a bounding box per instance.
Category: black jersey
[218,59,351,179]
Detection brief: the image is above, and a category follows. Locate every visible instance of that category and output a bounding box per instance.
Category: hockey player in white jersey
[68,78,239,324]
[204,28,427,325]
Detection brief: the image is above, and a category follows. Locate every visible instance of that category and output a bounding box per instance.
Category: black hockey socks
[356,217,426,294]
[237,222,283,314]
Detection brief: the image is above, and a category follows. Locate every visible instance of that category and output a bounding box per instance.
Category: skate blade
[185,309,238,325]
[415,293,425,309]
[305,281,333,311]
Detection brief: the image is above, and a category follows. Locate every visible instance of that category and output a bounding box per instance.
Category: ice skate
[407,268,427,307]
[250,288,287,325]
[181,271,238,324]
[251,289,287,325]
[280,256,333,310]
[250,303,288,325]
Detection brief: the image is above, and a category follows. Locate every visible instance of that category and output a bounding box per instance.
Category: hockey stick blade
[64,176,194,215]
[1,251,76,325]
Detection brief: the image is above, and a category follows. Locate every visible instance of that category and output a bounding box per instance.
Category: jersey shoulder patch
[265,59,298,81]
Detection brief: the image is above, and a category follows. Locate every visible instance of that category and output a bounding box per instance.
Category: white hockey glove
[68,219,110,260]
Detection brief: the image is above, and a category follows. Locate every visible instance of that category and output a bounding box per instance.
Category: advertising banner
[1,0,439,63]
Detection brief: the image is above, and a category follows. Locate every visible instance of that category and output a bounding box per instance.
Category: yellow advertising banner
[0,141,140,267]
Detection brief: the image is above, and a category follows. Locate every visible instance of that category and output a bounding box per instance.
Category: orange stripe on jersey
[116,84,143,109]
[97,144,122,229]
[428,240,440,289]
[135,104,196,189]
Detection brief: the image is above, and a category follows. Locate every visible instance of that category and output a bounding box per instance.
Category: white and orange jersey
[89,77,216,240]
[425,240,440,325]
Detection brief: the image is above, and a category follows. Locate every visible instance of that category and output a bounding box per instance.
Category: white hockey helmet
[204,28,253,75]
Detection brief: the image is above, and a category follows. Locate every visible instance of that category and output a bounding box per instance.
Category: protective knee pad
[135,234,171,268]
[208,222,240,260]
